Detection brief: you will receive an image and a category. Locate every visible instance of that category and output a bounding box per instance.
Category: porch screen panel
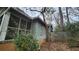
[5,14,31,40]
[8,14,19,28]
[27,22,31,30]
[20,19,26,29]
[0,15,3,25]
[5,14,19,40]
[5,28,18,40]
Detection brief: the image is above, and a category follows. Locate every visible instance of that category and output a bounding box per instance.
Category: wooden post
[0,12,10,41]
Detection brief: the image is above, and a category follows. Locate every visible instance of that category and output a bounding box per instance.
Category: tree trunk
[58,7,64,31]
[66,7,70,24]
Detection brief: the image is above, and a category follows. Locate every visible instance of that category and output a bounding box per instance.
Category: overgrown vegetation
[54,21,79,47]
[64,22,79,37]
[55,21,79,36]
[14,33,39,51]
[68,38,79,48]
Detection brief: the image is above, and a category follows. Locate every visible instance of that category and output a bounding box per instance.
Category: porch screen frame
[5,13,31,40]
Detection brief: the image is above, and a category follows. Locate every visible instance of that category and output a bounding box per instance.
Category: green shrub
[55,22,79,36]
[64,22,79,37]
[54,25,61,32]
[14,33,39,51]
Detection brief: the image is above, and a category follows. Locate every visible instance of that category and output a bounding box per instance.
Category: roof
[12,8,32,18]
[0,7,32,20]
[10,7,33,20]
[10,8,47,27]
[33,17,46,27]
[0,7,47,26]
[0,7,10,17]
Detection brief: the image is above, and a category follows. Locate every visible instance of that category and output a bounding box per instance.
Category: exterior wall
[31,22,46,40]
[31,22,38,40]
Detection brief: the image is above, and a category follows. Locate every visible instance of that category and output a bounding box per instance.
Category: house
[0,7,32,41]
[0,7,46,41]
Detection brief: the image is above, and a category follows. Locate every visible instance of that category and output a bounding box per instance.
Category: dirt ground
[40,39,79,51]
[0,39,79,51]
[0,42,16,51]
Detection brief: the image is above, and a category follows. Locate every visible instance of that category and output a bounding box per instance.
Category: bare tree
[66,7,70,24]
[58,7,64,31]
[26,7,55,41]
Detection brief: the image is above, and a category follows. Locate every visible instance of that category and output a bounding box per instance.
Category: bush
[55,22,79,36]
[54,25,62,32]
[64,22,79,37]
[14,33,39,51]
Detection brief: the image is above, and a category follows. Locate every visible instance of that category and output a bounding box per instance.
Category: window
[5,14,31,40]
